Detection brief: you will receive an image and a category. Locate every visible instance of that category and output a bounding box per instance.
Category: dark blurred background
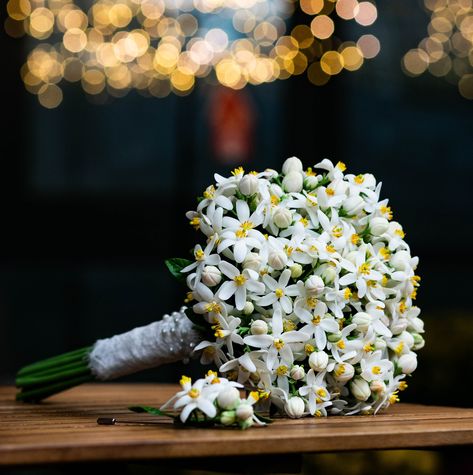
[1,0,472,417]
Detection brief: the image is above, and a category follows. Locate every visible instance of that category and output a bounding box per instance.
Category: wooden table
[1,384,472,467]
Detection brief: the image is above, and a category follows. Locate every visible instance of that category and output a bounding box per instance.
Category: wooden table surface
[1,383,472,466]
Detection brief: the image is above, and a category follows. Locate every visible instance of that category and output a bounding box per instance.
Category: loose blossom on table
[164,157,424,425]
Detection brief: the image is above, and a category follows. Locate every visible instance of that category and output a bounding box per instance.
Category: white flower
[333,362,355,382]
[192,283,228,322]
[360,350,393,382]
[285,396,305,418]
[282,156,303,174]
[182,239,221,285]
[173,377,218,422]
[283,171,303,193]
[299,369,331,416]
[197,184,233,216]
[343,195,365,216]
[370,217,389,236]
[213,314,244,356]
[217,261,265,310]
[352,312,372,332]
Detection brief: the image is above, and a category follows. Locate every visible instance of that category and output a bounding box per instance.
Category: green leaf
[165,258,193,283]
[128,405,173,418]
[184,308,208,334]
[254,413,273,424]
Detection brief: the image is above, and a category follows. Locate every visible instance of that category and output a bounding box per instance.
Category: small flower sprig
[130,371,271,429]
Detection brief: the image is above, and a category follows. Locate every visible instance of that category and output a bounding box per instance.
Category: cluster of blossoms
[172,157,424,421]
[161,370,267,429]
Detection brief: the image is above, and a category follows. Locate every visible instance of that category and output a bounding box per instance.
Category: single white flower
[360,350,393,382]
[173,377,218,422]
[299,369,331,416]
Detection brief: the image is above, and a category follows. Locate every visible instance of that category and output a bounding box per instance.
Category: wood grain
[0,384,472,466]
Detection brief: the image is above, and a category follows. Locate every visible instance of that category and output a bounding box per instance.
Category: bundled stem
[16,346,95,403]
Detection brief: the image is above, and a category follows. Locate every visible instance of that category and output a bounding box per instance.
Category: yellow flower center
[332,226,343,238]
[195,249,205,261]
[399,381,408,391]
[241,220,254,231]
[399,300,407,313]
[205,301,222,314]
[315,410,322,417]
[334,364,345,376]
[344,288,353,300]
[336,161,347,171]
[337,340,345,349]
[189,217,200,229]
[203,185,215,199]
[372,365,382,375]
[363,343,375,352]
[351,233,360,245]
[231,166,244,176]
[354,174,364,184]
[380,205,393,220]
[367,280,377,288]
[270,195,280,206]
[274,339,285,350]
[326,187,335,196]
[184,292,194,303]
[276,365,288,376]
[275,288,284,298]
[326,244,336,253]
[283,319,296,331]
[394,341,404,355]
[305,343,315,354]
[285,245,294,256]
[307,296,318,308]
[316,388,327,398]
[395,228,405,238]
[188,388,200,398]
[379,247,390,260]
[381,275,389,286]
[234,274,247,286]
[306,167,317,176]
[358,263,371,275]
[180,375,191,386]
[389,391,400,404]
[235,229,248,239]
[311,315,321,325]
[300,217,309,227]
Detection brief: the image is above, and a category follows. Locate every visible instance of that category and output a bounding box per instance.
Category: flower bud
[236,403,254,421]
[282,156,303,175]
[320,265,336,284]
[220,410,236,426]
[243,301,254,316]
[327,331,342,343]
[412,333,425,350]
[305,275,325,295]
[268,249,288,270]
[350,377,371,401]
[343,195,365,216]
[217,387,240,410]
[285,397,305,418]
[352,312,372,332]
[201,266,222,287]
[243,252,261,271]
[370,380,386,394]
[273,207,293,228]
[290,263,303,279]
[390,251,411,271]
[239,417,254,429]
[344,250,358,265]
[309,351,329,371]
[391,318,408,335]
[239,174,259,196]
[398,353,417,374]
[290,365,305,381]
[370,217,389,236]
[333,363,355,382]
[251,319,268,335]
[282,172,303,193]
[408,317,424,333]
[304,175,318,190]
[399,331,414,349]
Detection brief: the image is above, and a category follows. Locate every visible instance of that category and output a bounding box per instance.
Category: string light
[5,0,380,107]
[403,0,473,99]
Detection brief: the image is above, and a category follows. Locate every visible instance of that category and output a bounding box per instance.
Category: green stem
[16,365,91,389]
[16,374,95,403]
[17,359,89,381]
[17,347,92,377]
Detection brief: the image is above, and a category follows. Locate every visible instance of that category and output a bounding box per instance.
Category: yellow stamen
[249,391,260,401]
[395,228,405,238]
[399,300,407,313]
[367,280,377,288]
[381,275,389,286]
[389,391,400,404]
[336,161,347,171]
[234,274,247,286]
[184,292,194,303]
[399,381,408,391]
[394,341,404,355]
[180,375,191,387]
[241,220,254,231]
[326,244,336,253]
[315,410,322,417]
[307,296,318,308]
[274,339,285,350]
[283,319,296,332]
[317,388,327,398]
[306,167,317,176]
[235,229,247,239]
[372,365,381,375]
[275,288,284,298]
[203,185,215,199]
[270,195,280,206]
[205,301,222,314]
[380,205,393,220]
[231,166,244,176]
[337,340,345,349]
[363,343,375,352]
[311,315,321,325]
[358,263,371,275]
[351,233,360,245]
[189,217,200,230]
[214,328,226,339]
[300,217,309,227]
[332,226,343,238]
[249,170,258,175]
[305,343,315,354]
[285,245,294,256]
[379,247,391,260]
[334,364,345,376]
[354,174,364,184]
[195,249,205,261]
[326,187,335,196]
[276,365,288,376]
[344,288,353,300]
[188,388,200,398]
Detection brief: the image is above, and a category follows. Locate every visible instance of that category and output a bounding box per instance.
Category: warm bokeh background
[1,0,472,428]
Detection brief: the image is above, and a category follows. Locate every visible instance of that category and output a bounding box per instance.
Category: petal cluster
[182,158,423,418]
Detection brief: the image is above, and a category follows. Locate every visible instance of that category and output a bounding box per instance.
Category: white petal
[197,398,217,418]
[218,281,236,301]
[180,403,197,422]
[234,240,247,263]
[235,286,247,310]
[219,260,239,279]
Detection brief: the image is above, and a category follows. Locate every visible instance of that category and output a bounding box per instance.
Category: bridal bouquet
[16,157,424,427]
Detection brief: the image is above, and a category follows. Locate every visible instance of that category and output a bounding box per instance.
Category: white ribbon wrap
[88,307,201,381]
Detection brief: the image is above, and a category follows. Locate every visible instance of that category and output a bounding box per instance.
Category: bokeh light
[403,0,473,99]
[5,0,381,107]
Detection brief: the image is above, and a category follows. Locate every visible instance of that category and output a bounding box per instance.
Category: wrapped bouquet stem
[17,157,425,428]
